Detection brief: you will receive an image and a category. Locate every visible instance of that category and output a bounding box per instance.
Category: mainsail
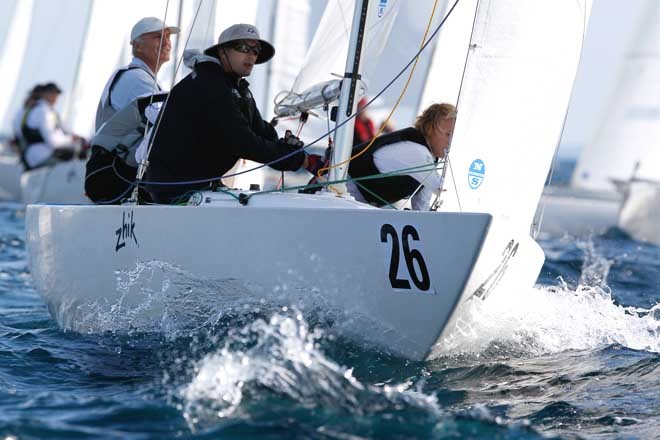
[439,0,593,232]
[276,0,402,116]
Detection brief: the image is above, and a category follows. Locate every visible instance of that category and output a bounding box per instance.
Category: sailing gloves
[281,130,304,148]
[305,153,326,176]
[278,130,328,176]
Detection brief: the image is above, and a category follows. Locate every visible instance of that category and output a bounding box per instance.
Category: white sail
[280,1,454,127]
[417,0,478,112]
[439,0,592,233]
[255,0,312,117]
[0,1,19,44]
[291,0,400,95]
[0,0,91,135]
[571,0,660,192]
[0,0,32,138]
[68,0,181,137]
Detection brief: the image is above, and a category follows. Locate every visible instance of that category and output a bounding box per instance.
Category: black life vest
[348,127,432,206]
[19,106,46,170]
[108,66,162,108]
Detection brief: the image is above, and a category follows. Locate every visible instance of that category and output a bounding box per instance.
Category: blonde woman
[347,103,456,210]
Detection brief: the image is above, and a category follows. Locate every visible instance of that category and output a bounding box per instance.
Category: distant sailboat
[536,0,658,237]
[1,0,207,203]
[615,2,660,243]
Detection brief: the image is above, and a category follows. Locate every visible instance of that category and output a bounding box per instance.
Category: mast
[327,0,370,194]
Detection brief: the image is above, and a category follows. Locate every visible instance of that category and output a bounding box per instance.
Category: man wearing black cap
[20,82,82,170]
[144,23,324,204]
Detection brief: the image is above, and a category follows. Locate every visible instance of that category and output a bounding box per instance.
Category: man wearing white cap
[143,24,324,204]
[86,17,179,203]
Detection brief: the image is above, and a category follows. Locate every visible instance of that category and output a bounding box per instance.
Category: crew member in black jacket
[144,24,322,203]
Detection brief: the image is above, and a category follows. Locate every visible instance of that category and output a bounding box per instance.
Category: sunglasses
[231,43,261,56]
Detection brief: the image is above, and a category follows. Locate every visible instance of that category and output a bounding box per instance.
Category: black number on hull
[402,225,431,291]
[380,224,430,291]
[381,224,411,289]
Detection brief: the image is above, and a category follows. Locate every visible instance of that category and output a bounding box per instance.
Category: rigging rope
[134,0,463,192]
[99,0,462,206]
[134,0,205,185]
[318,0,443,187]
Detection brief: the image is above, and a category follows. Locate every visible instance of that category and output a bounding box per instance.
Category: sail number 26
[380,224,431,291]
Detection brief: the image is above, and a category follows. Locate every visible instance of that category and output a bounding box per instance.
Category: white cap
[130,17,180,43]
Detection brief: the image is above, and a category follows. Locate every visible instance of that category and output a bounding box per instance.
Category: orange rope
[319,0,442,190]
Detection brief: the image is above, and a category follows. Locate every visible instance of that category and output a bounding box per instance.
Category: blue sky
[558,0,645,157]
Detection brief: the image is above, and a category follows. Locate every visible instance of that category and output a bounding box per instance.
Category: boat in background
[26,0,591,360]
[610,1,660,244]
[19,160,89,205]
[0,139,21,201]
[536,0,660,238]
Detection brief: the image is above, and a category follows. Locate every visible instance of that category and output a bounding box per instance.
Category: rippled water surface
[0,199,658,439]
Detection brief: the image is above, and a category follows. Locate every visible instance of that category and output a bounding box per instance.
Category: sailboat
[536,0,657,237]
[26,0,591,361]
[0,0,94,203]
[603,1,660,244]
[0,0,204,203]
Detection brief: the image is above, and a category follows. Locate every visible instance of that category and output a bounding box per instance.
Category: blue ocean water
[1,172,659,439]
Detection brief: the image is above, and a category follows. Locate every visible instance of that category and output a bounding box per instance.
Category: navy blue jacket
[145,61,305,202]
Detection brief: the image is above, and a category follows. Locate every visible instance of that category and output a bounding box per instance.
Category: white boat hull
[0,155,22,201]
[535,187,621,237]
[618,179,660,244]
[20,160,89,204]
[25,191,545,360]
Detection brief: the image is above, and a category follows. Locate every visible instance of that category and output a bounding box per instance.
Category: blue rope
[136,0,461,188]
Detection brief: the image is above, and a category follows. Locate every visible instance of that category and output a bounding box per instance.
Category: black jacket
[145,61,305,202]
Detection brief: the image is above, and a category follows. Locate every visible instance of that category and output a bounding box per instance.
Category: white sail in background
[167,0,212,86]
[255,0,312,117]
[290,0,353,94]
[68,0,182,137]
[0,0,33,138]
[0,0,91,135]
[571,0,660,192]
[0,1,19,43]
[439,0,592,232]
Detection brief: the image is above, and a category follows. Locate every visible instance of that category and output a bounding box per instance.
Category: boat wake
[75,260,283,338]
[178,310,441,431]
[437,240,660,357]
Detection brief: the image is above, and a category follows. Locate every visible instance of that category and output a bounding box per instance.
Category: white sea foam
[437,240,660,356]
[76,260,268,338]
[180,310,440,429]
